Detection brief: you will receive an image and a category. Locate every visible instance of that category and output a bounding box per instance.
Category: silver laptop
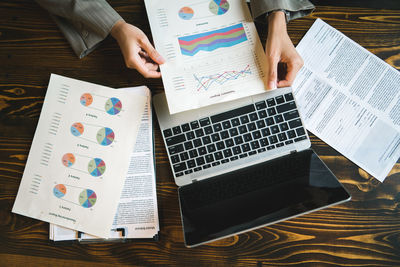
[153,87,351,247]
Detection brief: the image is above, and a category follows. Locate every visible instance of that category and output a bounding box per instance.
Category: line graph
[194,65,252,91]
[178,23,247,56]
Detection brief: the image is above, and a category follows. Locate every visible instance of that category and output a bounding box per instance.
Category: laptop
[153,86,351,247]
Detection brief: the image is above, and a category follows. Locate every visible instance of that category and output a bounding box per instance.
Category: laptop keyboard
[162,92,308,177]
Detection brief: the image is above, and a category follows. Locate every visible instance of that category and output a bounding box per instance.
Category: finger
[128,54,161,78]
[266,56,279,89]
[139,37,165,65]
[277,58,303,87]
[144,62,159,71]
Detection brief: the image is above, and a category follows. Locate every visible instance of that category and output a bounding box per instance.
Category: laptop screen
[178,149,351,247]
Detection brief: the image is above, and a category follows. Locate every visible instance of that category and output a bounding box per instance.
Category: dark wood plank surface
[1,1,400,266]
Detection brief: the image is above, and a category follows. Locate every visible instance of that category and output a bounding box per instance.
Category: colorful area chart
[209,0,229,15]
[62,153,75,167]
[96,127,115,146]
[70,122,84,137]
[79,189,97,208]
[105,97,122,115]
[80,93,93,107]
[88,158,106,177]
[178,23,247,56]
[178,6,194,20]
[53,184,67,198]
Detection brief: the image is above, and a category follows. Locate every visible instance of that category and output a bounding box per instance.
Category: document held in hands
[12,74,146,238]
[145,0,268,114]
[293,19,400,182]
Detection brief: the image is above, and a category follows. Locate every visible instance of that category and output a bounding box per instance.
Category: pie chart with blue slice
[96,127,115,146]
[179,7,194,20]
[80,93,93,107]
[209,0,229,15]
[88,158,106,177]
[62,153,75,167]
[53,184,67,198]
[71,122,84,137]
[79,189,97,208]
[105,97,122,115]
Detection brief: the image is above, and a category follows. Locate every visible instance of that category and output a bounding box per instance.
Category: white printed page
[293,19,400,182]
[12,74,146,238]
[50,87,160,241]
[145,0,268,114]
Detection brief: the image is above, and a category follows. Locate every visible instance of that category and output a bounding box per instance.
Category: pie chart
[88,158,106,177]
[96,127,115,146]
[105,97,122,115]
[79,189,97,208]
[71,122,84,137]
[80,93,93,107]
[209,0,229,15]
[53,184,67,198]
[179,7,194,20]
[62,153,75,167]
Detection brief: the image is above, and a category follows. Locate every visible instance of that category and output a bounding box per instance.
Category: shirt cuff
[250,0,315,22]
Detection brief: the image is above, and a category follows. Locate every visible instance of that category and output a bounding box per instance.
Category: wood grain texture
[1,1,400,266]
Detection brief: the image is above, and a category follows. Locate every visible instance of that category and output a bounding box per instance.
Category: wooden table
[1,1,400,266]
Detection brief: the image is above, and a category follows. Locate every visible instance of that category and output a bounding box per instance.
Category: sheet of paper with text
[12,74,146,238]
[293,19,400,182]
[145,0,268,114]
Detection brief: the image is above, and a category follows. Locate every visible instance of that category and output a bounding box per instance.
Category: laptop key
[203,164,211,169]
[255,101,267,110]
[211,133,220,142]
[249,112,258,121]
[252,130,261,139]
[247,122,256,131]
[211,104,255,123]
[256,120,266,129]
[199,118,211,127]
[186,131,195,140]
[258,110,268,119]
[173,162,187,172]
[279,122,289,132]
[184,170,193,175]
[194,167,202,172]
[169,144,184,155]
[260,138,269,147]
[187,159,196,168]
[276,143,285,148]
[240,115,249,124]
[251,140,260,149]
[180,152,189,161]
[267,98,276,107]
[181,123,190,132]
[285,140,294,145]
[214,151,223,160]
[234,136,243,145]
[223,148,233,158]
[283,110,299,121]
[195,128,204,137]
[269,135,278,144]
[173,126,181,135]
[176,172,184,177]
[213,123,222,132]
[198,146,207,155]
[274,114,283,123]
[166,134,186,146]
[216,141,225,150]
[271,125,280,134]
[265,117,274,126]
[267,145,275,150]
[204,126,213,135]
[229,128,238,137]
[284,92,294,101]
[295,136,308,142]
[241,143,251,152]
[296,127,306,136]
[231,118,240,127]
[276,101,296,113]
[249,151,257,156]
[289,119,302,129]
[232,146,242,155]
[225,138,234,147]
[196,156,205,166]
[243,133,252,142]
[221,159,230,164]
[258,148,266,153]
[202,136,211,145]
[222,120,231,129]
[267,107,277,116]
[275,95,285,104]
[190,121,199,129]
[207,144,216,153]
[261,128,271,137]
[205,154,214,163]
[163,129,172,137]
[171,155,180,164]
[278,133,287,142]
[189,149,198,158]
[239,153,248,158]
[212,162,220,167]
[230,156,239,161]
[287,130,296,139]
[220,130,229,139]
[193,139,202,147]
[238,125,247,134]
[184,141,193,150]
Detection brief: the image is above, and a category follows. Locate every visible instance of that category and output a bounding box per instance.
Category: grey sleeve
[35,0,123,58]
[250,0,315,22]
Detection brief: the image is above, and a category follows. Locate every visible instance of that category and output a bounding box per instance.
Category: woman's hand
[111,20,165,78]
[265,11,303,89]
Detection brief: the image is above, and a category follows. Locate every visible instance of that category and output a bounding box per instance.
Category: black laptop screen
[178,149,350,247]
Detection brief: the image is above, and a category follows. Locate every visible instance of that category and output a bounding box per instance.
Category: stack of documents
[12,74,159,240]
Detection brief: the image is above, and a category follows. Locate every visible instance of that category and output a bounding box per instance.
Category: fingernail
[268,81,276,89]
[157,55,165,64]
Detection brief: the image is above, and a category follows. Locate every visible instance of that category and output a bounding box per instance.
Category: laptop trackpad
[178,149,350,247]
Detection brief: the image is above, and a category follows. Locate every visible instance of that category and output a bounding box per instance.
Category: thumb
[139,36,165,65]
[266,56,278,89]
